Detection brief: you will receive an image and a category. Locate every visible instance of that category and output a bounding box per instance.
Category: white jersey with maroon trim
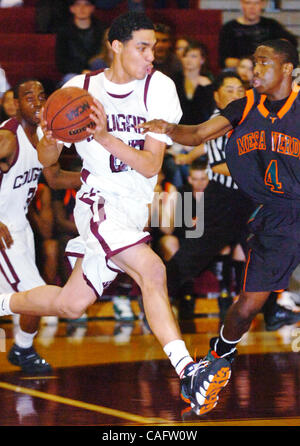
[63,69,182,206]
[0,118,43,232]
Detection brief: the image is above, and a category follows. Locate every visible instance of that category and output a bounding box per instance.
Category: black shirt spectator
[219,16,298,68]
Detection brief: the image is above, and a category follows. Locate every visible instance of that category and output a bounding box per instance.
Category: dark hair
[260,39,299,68]
[68,0,96,6]
[183,39,211,75]
[189,158,208,172]
[108,12,154,44]
[212,71,243,92]
[13,78,43,99]
[154,23,171,36]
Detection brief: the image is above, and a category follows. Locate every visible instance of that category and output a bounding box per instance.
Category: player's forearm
[99,133,162,178]
[37,136,62,167]
[43,163,82,190]
[167,124,205,146]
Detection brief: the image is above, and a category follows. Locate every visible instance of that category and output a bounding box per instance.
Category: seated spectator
[218,0,298,69]
[153,23,182,80]
[28,179,59,287]
[173,40,214,125]
[55,0,106,85]
[236,56,254,89]
[0,88,16,122]
[175,37,190,61]
[0,67,10,100]
[165,40,214,187]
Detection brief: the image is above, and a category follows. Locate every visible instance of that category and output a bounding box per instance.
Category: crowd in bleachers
[0,0,300,326]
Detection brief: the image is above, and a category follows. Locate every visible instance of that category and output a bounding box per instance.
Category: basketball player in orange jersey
[0,12,231,416]
[137,39,300,413]
[0,78,81,374]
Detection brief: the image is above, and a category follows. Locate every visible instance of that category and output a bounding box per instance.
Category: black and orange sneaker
[180,356,231,416]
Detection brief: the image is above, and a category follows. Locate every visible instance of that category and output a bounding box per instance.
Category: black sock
[212,325,241,357]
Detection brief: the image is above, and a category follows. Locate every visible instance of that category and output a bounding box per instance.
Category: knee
[139,257,167,291]
[56,293,94,319]
[233,296,261,324]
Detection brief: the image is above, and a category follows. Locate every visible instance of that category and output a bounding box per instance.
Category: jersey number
[264,160,284,194]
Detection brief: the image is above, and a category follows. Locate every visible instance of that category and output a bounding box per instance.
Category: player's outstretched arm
[37,114,64,168]
[137,115,233,147]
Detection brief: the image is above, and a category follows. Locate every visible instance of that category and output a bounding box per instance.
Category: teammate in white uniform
[0,79,81,373]
[0,13,230,415]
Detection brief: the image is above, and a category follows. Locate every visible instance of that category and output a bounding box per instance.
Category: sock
[15,328,37,349]
[212,325,242,358]
[163,339,194,378]
[0,293,16,316]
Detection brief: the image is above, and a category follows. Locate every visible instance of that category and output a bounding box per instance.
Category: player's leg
[8,314,52,374]
[111,242,231,415]
[1,258,97,319]
[112,242,181,346]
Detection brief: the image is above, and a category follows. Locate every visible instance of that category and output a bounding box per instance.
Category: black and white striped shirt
[205,108,238,190]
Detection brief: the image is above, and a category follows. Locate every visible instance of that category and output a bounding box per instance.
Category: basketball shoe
[180,355,231,416]
[8,344,52,374]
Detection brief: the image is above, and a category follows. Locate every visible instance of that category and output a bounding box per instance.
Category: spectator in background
[236,56,254,89]
[55,0,105,85]
[173,40,214,126]
[218,0,298,69]
[0,66,10,99]
[52,158,80,286]
[153,23,182,80]
[165,40,214,187]
[175,37,190,61]
[29,179,59,288]
[0,88,16,122]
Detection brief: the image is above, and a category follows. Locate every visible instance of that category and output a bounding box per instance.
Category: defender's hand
[136,119,175,135]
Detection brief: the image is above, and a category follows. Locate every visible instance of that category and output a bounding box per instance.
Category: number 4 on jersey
[264,159,284,194]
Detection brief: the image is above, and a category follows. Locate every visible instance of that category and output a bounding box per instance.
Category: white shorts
[0,224,45,293]
[65,185,151,297]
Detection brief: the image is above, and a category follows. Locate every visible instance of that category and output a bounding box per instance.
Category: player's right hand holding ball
[87,98,109,144]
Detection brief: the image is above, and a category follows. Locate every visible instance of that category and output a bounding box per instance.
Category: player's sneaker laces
[8,344,52,374]
[113,296,135,322]
[180,356,231,416]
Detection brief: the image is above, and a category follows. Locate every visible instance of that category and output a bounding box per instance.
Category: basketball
[44,87,96,143]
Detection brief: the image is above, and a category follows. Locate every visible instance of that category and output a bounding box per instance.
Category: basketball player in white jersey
[0,13,230,415]
[0,78,81,374]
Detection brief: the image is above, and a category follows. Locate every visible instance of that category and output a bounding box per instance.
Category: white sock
[163,339,194,378]
[0,293,16,316]
[15,328,37,349]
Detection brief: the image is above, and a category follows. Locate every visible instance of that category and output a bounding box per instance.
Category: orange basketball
[44,87,96,143]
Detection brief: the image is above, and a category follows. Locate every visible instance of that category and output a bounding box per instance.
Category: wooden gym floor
[0,295,300,432]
